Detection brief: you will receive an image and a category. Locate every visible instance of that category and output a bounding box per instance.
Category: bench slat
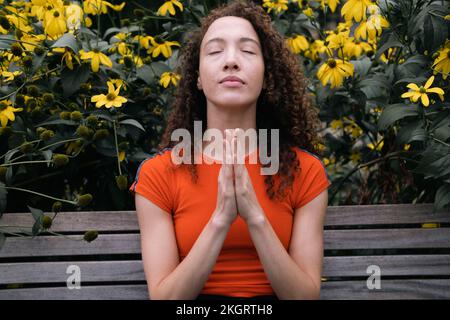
[325,203,450,226]
[1,228,449,258]
[1,255,450,284]
[1,204,449,233]
[1,280,449,299]
[320,279,450,299]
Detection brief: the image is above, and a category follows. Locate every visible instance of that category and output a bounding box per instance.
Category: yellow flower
[367,139,384,151]
[262,0,289,14]
[304,39,327,61]
[0,100,23,128]
[400,76,445,107]
[119,150,126,162]
[432,43,450,80]
[83,0,125,15]
[159,72,180,88]
[341,0,374,22]
[134,35,155,49]
[43,6,67,39]
[148,39,180,58]
[315,0,341,13]
[80,49,113,72]
[157,0,183,16]
[316,58,354,88]
[342,39,372,59]
[349,151,361,164]
[109,79,127,91]
[51,47,81,70]
[303,7,314,18]
[119,54,144,68]
[330,119,344,130]
[354,13,389,41]
[326,0,340,13]
[91,81,127,108]
[65,3,84,31]
[286,35,309,54]
[404,143,411,151]
[2,70,22,82]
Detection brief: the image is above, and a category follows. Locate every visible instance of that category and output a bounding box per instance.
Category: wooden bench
[0,203,449,299]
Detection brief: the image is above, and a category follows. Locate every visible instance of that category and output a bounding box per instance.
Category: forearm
[154,212,231,300]
[247,215,320,300]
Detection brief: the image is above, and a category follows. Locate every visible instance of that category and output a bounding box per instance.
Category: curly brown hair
[158,0,324,201]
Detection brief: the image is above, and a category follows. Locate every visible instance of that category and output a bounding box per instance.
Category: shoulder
[138,148,175,172]
[291,146,327,169]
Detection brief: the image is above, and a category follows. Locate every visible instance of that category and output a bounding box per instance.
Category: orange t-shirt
[129,146,331,298]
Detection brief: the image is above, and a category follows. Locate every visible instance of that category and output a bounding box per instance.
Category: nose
[223,48,240,71]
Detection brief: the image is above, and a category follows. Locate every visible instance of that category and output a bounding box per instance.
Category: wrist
[245,211,267,228]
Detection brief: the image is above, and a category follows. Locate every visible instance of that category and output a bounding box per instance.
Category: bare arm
[246,189,328,299]
[136,136,238,299]
[136,193,233,299]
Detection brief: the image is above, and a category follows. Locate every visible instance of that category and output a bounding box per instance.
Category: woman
[129,0,331,300]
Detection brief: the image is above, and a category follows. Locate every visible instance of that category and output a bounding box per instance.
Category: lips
[220,75,244,84]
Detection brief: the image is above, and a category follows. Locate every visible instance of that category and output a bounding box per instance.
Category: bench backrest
[0,203,449,299]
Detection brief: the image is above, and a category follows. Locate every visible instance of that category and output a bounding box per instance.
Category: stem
[113,120,122,176]
[0,186,77,206]
[329,150,413,203]
[0,139,41,160]
[0,160,52,167]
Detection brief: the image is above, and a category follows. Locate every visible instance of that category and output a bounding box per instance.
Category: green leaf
[0,233,5,250]
[137,62,170,85]
[375,32,403,61]
[0,35,15,49]
[0,182,7,218]
[396,121,426,145]
[28,205,43,222]
[434,183,450,212]
[356,76,390,99]
[423,14,448,52]
[120,119,145,132]
[50,33,79,53]
[378,103,419,131]
[35,119,78,126]
[61,63,91,97]
[352,57,372,78]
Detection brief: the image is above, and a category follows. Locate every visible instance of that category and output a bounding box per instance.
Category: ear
[197,77,202,90]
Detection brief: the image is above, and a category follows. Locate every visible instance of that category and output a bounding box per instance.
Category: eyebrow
[204,37,261,49]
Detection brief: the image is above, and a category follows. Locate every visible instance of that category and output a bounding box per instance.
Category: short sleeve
[292,149,331,209]
[129,151,175,214]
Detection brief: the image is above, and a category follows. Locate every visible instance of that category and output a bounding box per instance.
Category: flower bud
[0,166,7,182]
[60,111,71,120]
[93,128,109,140]
[20,142,34,154]
[115,175,128,190]
[40,129,55,141]
[42,215,52,229]
[76,125,91,139]
[52,201,62,213]
[70,111,83,121]
[23,56,33,68]
[34,46,44,56]
[77,194,93,207]
[53,154,69,167]
[27,85,40,97]
[86,114,98,126]
[83,230,98,242]
[11,42,23,56]
[42,93,54,104]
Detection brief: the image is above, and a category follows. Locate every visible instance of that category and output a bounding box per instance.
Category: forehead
[202,16,260,48]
